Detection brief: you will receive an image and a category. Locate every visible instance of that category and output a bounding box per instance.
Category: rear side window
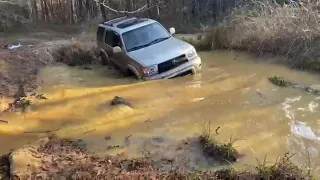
[97,27,105,41]
[105,31,122,48]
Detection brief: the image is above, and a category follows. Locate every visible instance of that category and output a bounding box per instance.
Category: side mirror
[169,27,176,35]
[113,46,122,53]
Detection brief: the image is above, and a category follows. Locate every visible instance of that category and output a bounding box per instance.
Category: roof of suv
[99,16,157,34]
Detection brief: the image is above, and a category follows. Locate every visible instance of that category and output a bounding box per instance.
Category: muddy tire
[126,68,141,80]
[100,50,110,65]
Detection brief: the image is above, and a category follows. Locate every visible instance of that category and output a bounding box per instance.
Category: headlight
[186,48,197,59]
[142,64,158,76]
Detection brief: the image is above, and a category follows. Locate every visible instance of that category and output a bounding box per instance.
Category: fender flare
[127,65,141,79]
[100,49,110,65]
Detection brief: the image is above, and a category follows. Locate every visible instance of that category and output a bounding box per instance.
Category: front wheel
[125,68,142,80]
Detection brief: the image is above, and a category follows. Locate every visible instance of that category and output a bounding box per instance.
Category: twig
[84,129,96,134]
[94,0,162,14]
[306,150,312,176]
[215,126,221,134]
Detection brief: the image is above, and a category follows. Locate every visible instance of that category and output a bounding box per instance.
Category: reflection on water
[0,50,320,176]
[291,122,320,141]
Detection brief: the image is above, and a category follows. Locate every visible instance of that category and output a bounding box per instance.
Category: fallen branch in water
[23,128,60,134]
[215,126,220,134]
[0,119,8,124]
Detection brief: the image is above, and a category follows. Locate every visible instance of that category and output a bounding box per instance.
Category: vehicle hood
[127,37,194,67]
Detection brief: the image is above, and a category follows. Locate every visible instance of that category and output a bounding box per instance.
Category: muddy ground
[0,31,99,111]
[0,137,235,180]
[1,136,311,180]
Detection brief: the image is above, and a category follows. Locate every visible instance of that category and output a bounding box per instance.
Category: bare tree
[2,0,245,31]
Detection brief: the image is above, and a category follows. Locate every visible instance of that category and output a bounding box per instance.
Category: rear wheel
[100,50,110,65]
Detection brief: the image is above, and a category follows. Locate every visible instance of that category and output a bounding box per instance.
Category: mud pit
[0,33,320,178]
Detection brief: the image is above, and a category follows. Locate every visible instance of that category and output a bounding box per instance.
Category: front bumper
[145,56,202,80]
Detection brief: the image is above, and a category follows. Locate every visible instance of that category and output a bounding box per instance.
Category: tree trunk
[99,0,107,21]
[147,0,152,18]
[40,0,45,21]
[85,0,90,20]
[43,0,50,22]
[126,0,133,12]
[78,0,84,22]
[31,0,38,22]
[70,0,75,24]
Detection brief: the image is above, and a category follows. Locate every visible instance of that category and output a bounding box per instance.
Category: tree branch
[94,0,162,14]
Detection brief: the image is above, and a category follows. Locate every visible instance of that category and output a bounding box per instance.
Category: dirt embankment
[0,32,97,111]
[0,42,44,111]
[0,136,312,180]
[0,137,223,180]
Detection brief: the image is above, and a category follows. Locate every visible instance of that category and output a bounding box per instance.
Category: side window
[97,27,105,41]
[105,30,122,48]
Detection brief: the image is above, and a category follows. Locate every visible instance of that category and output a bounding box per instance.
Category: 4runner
[97,16,201,80]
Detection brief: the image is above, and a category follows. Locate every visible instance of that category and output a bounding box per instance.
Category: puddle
[0,50,319,176]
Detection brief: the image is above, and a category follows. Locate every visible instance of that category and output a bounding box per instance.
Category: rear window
[97,26,105,40]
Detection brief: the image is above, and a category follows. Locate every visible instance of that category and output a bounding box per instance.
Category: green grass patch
[268,76,294,87]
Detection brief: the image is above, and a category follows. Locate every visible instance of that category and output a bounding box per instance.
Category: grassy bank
[210,0,320,72]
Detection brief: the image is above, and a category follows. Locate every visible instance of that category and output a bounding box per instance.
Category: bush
[0,1,30,32]
[213,0,320,71]
[55,41,98,66]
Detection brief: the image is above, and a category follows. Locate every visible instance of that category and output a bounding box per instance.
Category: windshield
[122,22,171,52]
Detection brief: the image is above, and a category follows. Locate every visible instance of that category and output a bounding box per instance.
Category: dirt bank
[0,32,97,111]
[0,136,312,180]
[0,137,219,179]
[0,43,43,111]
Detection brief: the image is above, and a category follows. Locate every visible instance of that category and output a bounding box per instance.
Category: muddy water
[1,51,320,175]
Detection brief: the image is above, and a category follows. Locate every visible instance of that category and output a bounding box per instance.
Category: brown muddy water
[0,51,320,175]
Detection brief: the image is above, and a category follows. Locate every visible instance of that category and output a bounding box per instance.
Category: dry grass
[213,0,320,71]
[253,153,313,180]
[178,34,213,51]
[55,41,99,66]
[199,122,239,163]
[0,153,10,179]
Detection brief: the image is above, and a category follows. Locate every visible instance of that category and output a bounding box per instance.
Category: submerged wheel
[100,50,110,65]
[126,69,141,80]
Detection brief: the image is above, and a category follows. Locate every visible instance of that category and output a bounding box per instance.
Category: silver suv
[97,16,201,80]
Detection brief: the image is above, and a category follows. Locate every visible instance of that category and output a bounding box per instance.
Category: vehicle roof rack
[116,18,148,29]
[103,16,129,26]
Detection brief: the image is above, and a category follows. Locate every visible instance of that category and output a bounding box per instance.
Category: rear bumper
[145,56,201,80]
